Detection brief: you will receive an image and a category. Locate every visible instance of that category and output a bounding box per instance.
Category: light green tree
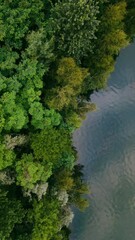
[16,154,52,189]
[0,142,16,170]
[28,197,61,240]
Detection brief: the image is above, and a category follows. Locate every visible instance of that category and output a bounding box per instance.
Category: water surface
[71,42,135,240]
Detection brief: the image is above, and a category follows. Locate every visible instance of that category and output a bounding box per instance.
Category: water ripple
[71,42,135,240]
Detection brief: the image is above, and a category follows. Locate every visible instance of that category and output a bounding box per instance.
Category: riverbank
[71,41,135,240]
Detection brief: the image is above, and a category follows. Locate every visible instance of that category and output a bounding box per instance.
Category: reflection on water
[71,42,135,240]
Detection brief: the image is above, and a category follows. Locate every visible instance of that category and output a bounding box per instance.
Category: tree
[69,165,89,211]
[103,29,129,55]
[4,134,28,150]
[0,91,28,131]
[83,1,129,91]
[46,57,89,110]
[0,46,19,72]
[16,154,52,189]
[56,57,88,88]
[54,169,74,191]
[24,182,48,201]
[29,103,62,129]
[0,104,5,133]
[28,197,61,240]
[26,28,54,64]
[0,170,15,185]
[0,190,25,240]
[46,86,76,111]
[0,0,45,49]
[50,0,100,61]
[31,128,74,167]
[65,111,82,131]
[61,206,74,227]
[0,141,16,170]
[125,0,135,38]
[0,0,55,132]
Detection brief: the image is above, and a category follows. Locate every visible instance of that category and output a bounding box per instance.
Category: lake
[71,41,135,240]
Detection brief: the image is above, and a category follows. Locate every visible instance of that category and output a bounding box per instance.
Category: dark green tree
[50,0,100,61]
[31,128,74,168]
[0,189,25,240]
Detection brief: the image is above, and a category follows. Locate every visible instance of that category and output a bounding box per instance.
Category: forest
[0,0,135,239]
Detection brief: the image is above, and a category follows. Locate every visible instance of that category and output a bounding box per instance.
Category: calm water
[71,41,135,240]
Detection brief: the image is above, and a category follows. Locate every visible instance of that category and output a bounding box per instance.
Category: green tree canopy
[16,154,52,189]
[0,140,16,170]
[0,0,55,132]
[0,190,25,240]
[28,197,61,240]
[31,128,74,167]
[83,1,129,91]
[46,57,89,110]
[50,0,100,61]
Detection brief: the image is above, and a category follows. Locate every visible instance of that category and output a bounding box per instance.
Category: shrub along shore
[0,0,135,239]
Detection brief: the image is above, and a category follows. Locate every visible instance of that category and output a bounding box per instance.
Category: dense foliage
[50,0,100,62]
[0,0,134,239]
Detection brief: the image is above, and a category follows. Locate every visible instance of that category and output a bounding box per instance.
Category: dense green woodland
[0,0,135,239]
